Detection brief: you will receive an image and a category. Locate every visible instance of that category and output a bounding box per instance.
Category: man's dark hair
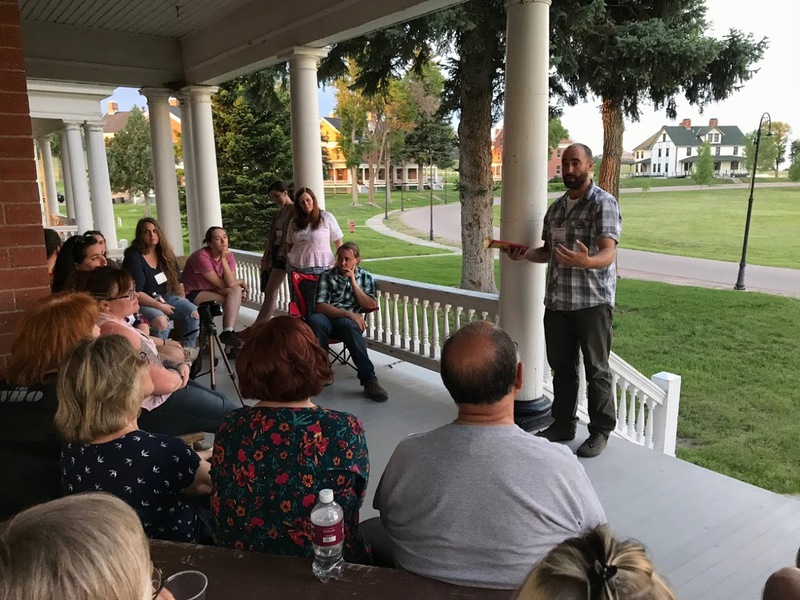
[43,229,62,258]
[440,321,517,405]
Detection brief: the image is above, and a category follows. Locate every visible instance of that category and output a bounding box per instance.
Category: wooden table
[151,540,512,600]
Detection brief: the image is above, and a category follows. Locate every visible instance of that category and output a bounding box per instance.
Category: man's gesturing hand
[554,240,590,268]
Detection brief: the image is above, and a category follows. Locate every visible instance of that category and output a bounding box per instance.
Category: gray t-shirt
[374,423,606,589]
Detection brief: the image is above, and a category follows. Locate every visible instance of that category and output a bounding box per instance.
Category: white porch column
[177,92,201,251]
[38,136,60,221]
[281,47,328,208]
[84,122,118,248]
[141,88,184,255]
[58,129,75,222]
[498,0,551,413]
[183,86,222,238]
[64,122,93,233]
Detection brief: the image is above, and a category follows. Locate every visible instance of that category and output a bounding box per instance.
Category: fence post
[651,372,681,456]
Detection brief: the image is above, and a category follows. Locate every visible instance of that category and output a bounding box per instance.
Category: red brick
[0,289,13,307]
[0,48,23,71]
[0,91,29,115]
[0,135,34,159]
[0,69,26,91]
[0,157,36,182]
[0,182,39,203]
[0,249,8,269]
[0,114,32,136]
[13,286,48,310]
[4,202,43,225]
[0,25,21,49]
[0,266,49,290]
[0,224,46,247]
[9,245,47,268]
[0,4,22,26]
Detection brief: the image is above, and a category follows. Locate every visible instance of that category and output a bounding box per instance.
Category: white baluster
[455,306,463,329]
[402,296,410,350]
[467,308,475,322]
[431,301,441,359]
[375,291,384,342]
[617,380,628,434]
[412,298,420,354]
[627,385,639,438]
[421,300,430,357]
[367,309,375,339]
[443,304,451,340]
[392,293,400,347]
[383,293,392,343]
[645,398,655,449]
[480,311,489,322]
[636,393,646,444]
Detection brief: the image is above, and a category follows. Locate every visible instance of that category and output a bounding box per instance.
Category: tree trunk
[368,148,377,206]
[350,165,359,206]
[599,97,623,200]
[458,25,496,293]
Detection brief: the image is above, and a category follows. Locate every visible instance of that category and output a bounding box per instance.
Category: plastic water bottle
[311,488,345,582]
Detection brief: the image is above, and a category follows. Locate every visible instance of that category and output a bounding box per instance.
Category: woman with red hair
[211,316,372,564]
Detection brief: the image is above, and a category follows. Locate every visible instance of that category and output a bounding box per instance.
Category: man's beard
[562,171,588,190]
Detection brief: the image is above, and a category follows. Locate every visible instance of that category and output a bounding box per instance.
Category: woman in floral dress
[210,316,372,564]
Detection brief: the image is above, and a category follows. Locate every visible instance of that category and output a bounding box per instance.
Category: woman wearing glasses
[55,336,213,544]
[0,492,175,600]
[72,265,238,436]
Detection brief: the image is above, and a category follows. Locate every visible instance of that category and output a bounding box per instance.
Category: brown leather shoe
[363,381,389,402]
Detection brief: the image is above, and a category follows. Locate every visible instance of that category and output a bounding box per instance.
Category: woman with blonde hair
[513,525,675,600]
[0,492,171,600]
[0,292,99,520]
[123,217,200,349]
[56,335,213,543]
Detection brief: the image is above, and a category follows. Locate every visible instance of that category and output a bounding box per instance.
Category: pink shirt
[286,211,343,269]
[182,247,237,293]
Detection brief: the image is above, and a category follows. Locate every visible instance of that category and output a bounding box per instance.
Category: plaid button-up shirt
[542,181,622,311]
[315,266,376,313]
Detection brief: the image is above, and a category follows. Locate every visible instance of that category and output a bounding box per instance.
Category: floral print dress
[211,406,372,564]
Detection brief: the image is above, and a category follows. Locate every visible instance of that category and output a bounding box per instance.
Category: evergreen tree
[212,70,293,251]
[106,106,153,199]
[743,130,778,176]
[788,155,800,183]
[692,141,714,185]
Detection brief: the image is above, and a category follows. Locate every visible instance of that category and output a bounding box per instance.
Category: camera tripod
[189,305,244,405]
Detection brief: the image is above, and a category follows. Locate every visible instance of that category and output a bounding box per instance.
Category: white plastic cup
[163,570,208,600]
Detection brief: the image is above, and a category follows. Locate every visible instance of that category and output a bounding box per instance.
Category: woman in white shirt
[285,187,343,275]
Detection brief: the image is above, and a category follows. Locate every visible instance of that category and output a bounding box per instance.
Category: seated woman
[51,233,108,292]
[83,229,107,258]
[122,217,199,350]
[512,525,675,600]
[211,316,372,564]
[0,293,99,520]
[0,492,172,600]
[72,265,239,436]
[55,335,213,544]
[182,226,246,347]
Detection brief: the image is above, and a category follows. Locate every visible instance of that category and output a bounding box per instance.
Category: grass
[618,176,735,188]
[492,186,800,269]
[369,252,800,493]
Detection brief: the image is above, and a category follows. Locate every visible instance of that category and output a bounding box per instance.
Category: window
[556,165,561,174]
[684,163,690,172]
[658,149,662,157]
[408,168,418,180]
[556,149,562,158]
[687,147,692,156]
[335,168,348,182]
[715,146,720,156]
[733,146,739,156]
[710,133,720,143]
[662,133,667,142]
[714,162,721,171]
[666,147,670,157]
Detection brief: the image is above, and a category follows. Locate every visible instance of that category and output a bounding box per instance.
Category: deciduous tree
[769,120,791,175]
[743,130,778,176]
[692,140,714,185]
[106,106,153,201]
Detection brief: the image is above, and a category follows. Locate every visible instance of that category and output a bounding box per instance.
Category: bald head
[440,321,518,405]
[764,567,800,600]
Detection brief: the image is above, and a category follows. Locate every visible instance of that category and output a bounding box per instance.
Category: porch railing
[233,249,681,456]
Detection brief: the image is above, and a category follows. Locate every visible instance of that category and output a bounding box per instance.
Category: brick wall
[0,1,51,366]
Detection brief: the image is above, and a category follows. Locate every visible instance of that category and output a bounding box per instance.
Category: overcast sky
[107,0,793,155]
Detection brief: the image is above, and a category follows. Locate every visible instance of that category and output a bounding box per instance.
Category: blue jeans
[307,313,376,386]
[140,294,199,347]
[137,380,239,436]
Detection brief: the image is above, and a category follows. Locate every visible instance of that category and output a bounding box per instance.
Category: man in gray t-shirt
[374,321,605,590]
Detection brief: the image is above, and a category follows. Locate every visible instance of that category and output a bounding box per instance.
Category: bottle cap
[319,489,333,504]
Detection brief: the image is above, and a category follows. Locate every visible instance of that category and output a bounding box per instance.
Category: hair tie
[590,559,618,599]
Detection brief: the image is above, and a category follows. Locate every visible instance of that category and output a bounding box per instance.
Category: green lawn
[369,252,800,493]
[618,176,735,188]
[493,186,800,269]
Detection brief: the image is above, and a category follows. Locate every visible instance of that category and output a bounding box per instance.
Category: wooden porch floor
[201,347,800,600]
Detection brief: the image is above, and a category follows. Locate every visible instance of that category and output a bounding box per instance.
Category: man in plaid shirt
[509,143,621,457]
[308,241,389,402]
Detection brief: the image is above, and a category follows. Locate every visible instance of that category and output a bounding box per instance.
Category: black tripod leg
[209,333,217,390]
[189,331,208,380]
[213,334,245,406]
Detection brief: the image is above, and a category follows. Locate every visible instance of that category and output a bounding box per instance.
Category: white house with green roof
[632,118,747,177]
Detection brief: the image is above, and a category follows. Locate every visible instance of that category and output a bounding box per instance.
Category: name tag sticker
[551,227,567,245]
[154,272,168,285]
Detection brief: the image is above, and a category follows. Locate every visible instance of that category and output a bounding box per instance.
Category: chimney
[709,118,718,128]
[107,101,118,115]
[680,118,692,129]
[168,97,179,107]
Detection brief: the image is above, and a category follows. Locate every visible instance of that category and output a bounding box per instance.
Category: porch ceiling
[18,0,464,87]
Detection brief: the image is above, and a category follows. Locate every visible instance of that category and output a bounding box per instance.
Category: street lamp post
[734,112,771,291]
